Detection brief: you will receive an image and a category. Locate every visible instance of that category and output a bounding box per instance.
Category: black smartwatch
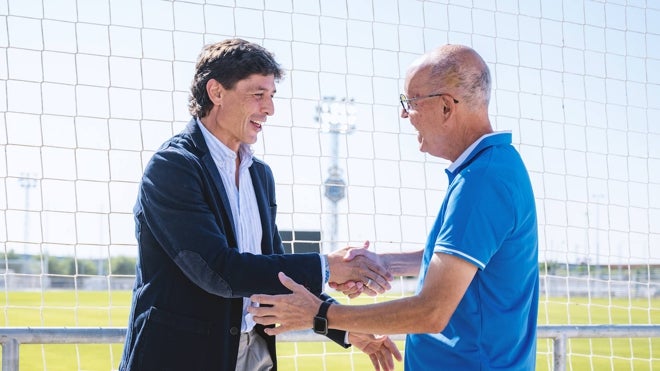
[313,301,332,335]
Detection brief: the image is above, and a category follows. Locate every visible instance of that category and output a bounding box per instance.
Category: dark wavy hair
[188,38,284,118]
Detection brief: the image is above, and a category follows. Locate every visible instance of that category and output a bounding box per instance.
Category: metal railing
[0,325,658,371]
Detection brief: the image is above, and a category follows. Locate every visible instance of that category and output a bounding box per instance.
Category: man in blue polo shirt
[249,44,539,370]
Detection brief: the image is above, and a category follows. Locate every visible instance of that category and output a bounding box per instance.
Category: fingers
[368,273,391,293]
[246,299,279,325]
[250,273,300,305]
[277,271,303,293]
[334,271,388,296]
[350,333,401,371]
[376,350,390,371]
[368,354,380,371]
[249,272,323,335]
[360,285,379,297]
[333,276,385,297]
[330,280,366,298]
[347,291,363,299]
[327,246,392,292]
[358,253,393,282]
[385,337,403,361]
[367,342,398,371]
[342,240,371,261]
[263,326,285,336]
[353,256,391,293]
[377,339,400,371]
[249,293,275,307]
[329,280,357,291]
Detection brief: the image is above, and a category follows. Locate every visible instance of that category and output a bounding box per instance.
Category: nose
[263,96,275,116]
[400,107,409,119]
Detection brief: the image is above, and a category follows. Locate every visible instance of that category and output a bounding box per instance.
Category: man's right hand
[325,241,392,295]
[349,332,402,371]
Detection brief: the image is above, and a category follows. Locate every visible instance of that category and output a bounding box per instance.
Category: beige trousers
[235,329,274,371]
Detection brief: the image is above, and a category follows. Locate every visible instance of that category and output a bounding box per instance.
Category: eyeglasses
[399,93,459,114]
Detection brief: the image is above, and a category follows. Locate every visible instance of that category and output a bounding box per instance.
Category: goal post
[0,0,659,370]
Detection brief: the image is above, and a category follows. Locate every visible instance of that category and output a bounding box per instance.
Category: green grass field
[0,291,658,370]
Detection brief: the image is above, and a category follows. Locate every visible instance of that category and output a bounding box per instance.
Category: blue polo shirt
[405,132,539,370]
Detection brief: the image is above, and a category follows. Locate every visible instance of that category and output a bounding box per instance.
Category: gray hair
[428,47,491,109]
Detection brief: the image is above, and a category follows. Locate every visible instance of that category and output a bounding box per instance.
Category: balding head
[402,45,494,161]
[407,44,491,111]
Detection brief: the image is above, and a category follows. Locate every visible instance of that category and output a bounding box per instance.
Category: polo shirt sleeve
[433,170,515,270]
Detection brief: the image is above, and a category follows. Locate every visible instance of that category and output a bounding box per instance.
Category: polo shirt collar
[445,131,512,178]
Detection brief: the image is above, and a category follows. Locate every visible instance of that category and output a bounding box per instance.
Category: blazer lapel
[249,164,274,255]
[186,118,238,244]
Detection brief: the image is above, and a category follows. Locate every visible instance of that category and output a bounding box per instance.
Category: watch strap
[316,300,331,319]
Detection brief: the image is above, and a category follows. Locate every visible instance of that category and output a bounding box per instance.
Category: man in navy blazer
[119,38,400,371]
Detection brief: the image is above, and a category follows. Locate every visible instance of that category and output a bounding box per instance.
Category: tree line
[2,251,137,276]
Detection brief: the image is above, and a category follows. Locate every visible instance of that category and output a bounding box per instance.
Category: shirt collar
[446,131,512,174]
[196,118,254,172]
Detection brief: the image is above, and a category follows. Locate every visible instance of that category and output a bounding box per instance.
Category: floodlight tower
[316,96,356,254]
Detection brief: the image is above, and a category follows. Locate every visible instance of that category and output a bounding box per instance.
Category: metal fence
[0,325,658,371]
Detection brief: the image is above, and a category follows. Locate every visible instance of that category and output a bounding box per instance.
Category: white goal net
[0,0,658,370]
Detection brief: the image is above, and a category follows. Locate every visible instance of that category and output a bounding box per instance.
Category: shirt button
[230,327,239,335]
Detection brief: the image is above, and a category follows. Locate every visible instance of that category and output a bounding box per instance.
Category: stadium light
[316,96,356,253]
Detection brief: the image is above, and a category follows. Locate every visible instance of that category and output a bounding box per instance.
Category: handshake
[249,240,403,370]
[324,241,394,298]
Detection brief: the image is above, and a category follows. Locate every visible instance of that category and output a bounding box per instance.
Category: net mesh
[0,0,659,370]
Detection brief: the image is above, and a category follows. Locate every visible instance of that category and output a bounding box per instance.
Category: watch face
[313,316,328,335]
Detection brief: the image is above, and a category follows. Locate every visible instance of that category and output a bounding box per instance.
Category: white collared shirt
[198,119,262,333]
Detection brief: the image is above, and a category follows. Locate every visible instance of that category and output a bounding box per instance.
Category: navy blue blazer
[119,118,347,371]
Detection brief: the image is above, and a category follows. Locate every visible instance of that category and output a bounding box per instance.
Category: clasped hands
[249,241,401,370]
[325,241,392,297]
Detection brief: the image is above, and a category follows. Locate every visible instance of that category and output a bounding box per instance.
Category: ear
[441,95,456,116]
[206,79,224,106]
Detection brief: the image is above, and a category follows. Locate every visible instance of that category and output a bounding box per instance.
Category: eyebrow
[252,86,277,94]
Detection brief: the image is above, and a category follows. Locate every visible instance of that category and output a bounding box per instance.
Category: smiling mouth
[251,120,263,130]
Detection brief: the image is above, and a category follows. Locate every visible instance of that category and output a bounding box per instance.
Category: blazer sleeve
[137,143,324,299]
